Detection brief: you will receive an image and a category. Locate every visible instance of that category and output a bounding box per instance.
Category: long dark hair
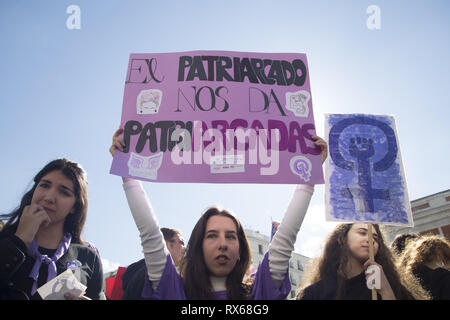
[298,223,415,300]
[0,158,88,244]
[180,207,252,299]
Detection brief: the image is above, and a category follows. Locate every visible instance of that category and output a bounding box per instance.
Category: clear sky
[1,0,449,273]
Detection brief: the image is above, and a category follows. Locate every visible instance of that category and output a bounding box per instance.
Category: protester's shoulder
[69,241,101,260]
[418,267,450,299]
[419,267,449,280]
[433,267,450,276]
[428,267,450,284]
[125,258,146,273]
[122,259,146,285]
[299,279,326,300]
[300,274,339,300]
[0,229,14,240]
[0,230,28,254]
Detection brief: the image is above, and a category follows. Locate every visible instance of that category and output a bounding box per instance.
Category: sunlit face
[167,233,186,267]
[31,170,76,228]
[346,223,379,263]
[202,215,240,277]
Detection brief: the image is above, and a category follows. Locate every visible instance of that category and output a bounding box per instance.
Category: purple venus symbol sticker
[290,156,312,182]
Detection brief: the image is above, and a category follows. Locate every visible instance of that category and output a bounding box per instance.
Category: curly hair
[297,223,417,299]
[391,233,420,257]
[396,235,450,299]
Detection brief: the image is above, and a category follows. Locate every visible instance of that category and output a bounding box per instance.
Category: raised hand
[15,204,51,245]
[109,128,125,157]
[311,136,328,164]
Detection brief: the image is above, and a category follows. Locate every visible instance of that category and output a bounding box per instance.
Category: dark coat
[121,258,147,300]
[300,272,382,300]
[416,267,450,300]
[0,232,105,300]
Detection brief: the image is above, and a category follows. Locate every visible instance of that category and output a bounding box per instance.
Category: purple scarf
[27,233,72,295]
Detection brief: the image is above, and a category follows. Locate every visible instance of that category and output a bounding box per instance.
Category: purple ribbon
[27,233,72,295]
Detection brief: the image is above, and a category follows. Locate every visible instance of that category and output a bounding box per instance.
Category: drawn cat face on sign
[290,94,306,112]
[285,90,310,117]
[137,89,163,114]
[127,152,163,180]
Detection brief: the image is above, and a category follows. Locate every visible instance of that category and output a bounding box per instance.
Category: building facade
[245,228,310,299]
[384,189,450,242]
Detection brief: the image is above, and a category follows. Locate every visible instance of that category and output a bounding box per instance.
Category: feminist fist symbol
[329,117,398,213]
[349,137,374,159]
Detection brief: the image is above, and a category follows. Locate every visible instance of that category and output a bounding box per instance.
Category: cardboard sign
[110,50,323,184]
[324,114,413,226]
[37,269,87,300]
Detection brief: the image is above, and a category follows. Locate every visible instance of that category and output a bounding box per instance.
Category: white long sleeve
[268,184,314,287]
[123,180,169,289]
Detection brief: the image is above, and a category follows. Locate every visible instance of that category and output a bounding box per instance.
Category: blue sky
[1,0,449,272]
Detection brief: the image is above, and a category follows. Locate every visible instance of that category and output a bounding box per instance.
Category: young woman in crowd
[297,223,428,300]
[0,159,105,300]
[110,128,328,299]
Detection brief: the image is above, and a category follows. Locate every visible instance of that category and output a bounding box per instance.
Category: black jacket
[416,267,450,300]
[121,258,147,300]
[0,232,105,300]
[300,272,382,300]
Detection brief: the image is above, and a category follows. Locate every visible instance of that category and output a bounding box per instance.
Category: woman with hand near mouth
[0,159,105,300]
[297,223,428,300]
[110,128,328,299]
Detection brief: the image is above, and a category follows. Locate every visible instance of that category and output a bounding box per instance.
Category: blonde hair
[396,234,450,300]
[297,257,321,299]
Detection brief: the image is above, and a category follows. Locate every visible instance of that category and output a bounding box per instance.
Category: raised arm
[268,136,327,287]
[110,128,169,289]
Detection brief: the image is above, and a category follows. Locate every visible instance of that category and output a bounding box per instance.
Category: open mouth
[216,255,229,264]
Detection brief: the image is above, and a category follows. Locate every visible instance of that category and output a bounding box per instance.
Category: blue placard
[324,114,413,226]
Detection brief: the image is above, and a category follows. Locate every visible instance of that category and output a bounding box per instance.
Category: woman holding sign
[110,128,328,299]
[0,159,105,300]
[297,223,427,300]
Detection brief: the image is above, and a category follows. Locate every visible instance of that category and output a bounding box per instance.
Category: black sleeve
[0,234,27,288]
[84,248,106,300]
[122,259,146,300]
[434,268,450,300]
[298,284,316,300]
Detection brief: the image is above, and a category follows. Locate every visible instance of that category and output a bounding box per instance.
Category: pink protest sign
[110,50,324,184]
